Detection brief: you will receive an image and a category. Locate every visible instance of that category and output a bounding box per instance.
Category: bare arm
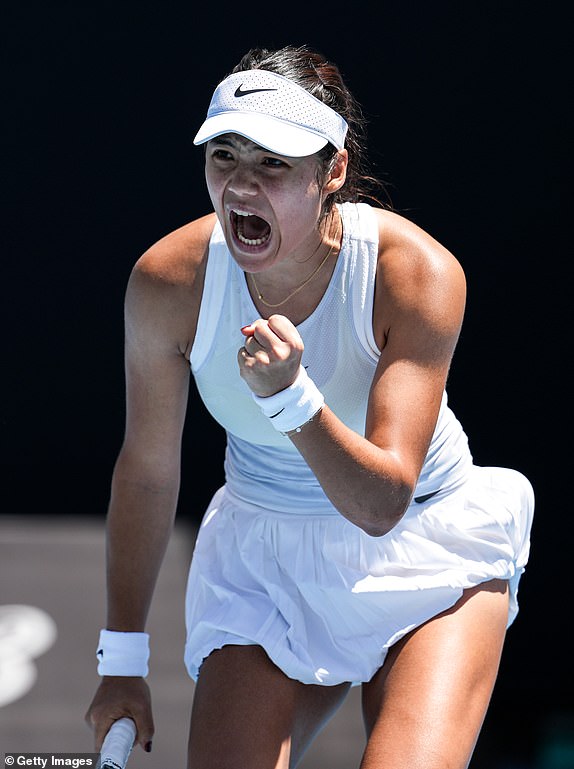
[105,275,191,632]
[86,215,213,749]
[239,210,466,537]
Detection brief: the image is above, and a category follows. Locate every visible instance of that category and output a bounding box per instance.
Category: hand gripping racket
[100,717,136,769]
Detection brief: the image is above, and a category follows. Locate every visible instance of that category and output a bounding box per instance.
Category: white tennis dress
[184,202,534,685]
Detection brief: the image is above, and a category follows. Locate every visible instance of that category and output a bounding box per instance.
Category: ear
[323,150,348,195]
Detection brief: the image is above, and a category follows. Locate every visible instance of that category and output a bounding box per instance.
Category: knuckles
[237,315,304,395]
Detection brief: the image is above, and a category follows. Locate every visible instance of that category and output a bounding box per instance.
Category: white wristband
[96,629,150,677]
[252,366,324,435]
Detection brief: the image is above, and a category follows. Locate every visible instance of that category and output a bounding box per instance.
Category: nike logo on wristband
[234,85,278,98]
[96,648,103,658]
[414,490,440,503]
[269,408,285,419]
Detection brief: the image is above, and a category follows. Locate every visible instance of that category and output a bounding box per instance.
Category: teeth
[237,232,267,246]
[232,209,270,246]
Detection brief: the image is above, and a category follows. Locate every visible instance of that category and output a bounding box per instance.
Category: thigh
[187,644,350,769]
[361,579,509,769]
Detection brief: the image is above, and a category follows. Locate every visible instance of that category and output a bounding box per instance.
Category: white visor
[193,70,348,158]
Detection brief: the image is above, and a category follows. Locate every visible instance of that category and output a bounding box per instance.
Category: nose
[227,164,259,197]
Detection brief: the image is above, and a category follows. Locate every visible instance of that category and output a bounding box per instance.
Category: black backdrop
[3,2,571,765]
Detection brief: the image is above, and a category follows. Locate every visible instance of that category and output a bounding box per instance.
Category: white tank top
[191,202,472,514]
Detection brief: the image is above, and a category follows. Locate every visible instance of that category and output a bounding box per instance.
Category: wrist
[96,629,150,677]
[252,366,324,435]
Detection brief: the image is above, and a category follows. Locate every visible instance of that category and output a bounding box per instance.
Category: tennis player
[86,45,534,768]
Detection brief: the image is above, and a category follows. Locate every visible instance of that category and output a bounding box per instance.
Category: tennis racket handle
[100,717,137,769]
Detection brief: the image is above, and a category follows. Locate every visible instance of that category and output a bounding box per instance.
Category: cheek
[205,170,221,208]
[281,182,323,230]
[275,169,322,213]
[204,161,231,204]
[206,184,220,213]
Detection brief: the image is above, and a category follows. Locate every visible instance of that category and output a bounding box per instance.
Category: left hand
[238,314,304,397]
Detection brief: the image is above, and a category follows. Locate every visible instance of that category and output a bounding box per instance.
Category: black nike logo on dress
[234,85,278,97]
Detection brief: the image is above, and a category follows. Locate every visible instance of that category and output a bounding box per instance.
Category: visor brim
[193,112,329,158]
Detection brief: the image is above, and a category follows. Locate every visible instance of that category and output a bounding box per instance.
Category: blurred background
[2,1,571,766]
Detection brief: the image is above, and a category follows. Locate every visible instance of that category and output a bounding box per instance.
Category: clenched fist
[238,314,304,397]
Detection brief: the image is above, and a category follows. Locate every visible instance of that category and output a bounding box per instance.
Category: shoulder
[370,208,466,344]
[372,208,465,302]
[131,212,217,290]
[125,213,218,356]
[372,207,464,280]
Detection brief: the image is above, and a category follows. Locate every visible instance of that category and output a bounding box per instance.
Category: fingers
[87,710,154,754]
[266,314,301,343]
[240,323,255,337]
[240,315,303,356]
[124,700,154,752]
[238,315,304,396]
[85,677,154,753]
[85,709,117,753]
[241,314,292,341]
[239,328,288,369]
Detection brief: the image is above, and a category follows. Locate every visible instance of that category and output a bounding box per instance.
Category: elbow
[359,521,395,538]
[356,513,403,538]
[348,487,413,538]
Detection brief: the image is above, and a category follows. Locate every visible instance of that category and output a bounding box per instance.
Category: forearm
[105,454,180,630]
[239,317,450,537]
[289,405,416,536]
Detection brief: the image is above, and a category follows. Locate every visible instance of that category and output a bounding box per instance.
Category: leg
[361,579,509,769]
[187,644,350,769]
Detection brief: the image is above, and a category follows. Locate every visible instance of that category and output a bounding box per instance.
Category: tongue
[243,214,270,240]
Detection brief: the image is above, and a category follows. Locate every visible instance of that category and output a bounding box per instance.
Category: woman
[86,45,534,768]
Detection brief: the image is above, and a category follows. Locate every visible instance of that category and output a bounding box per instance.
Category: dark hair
[231,45,389,215]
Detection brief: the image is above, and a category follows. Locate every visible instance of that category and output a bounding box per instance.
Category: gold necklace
[249,215,341,309]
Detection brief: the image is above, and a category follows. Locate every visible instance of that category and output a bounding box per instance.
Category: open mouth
[231,209,272,247]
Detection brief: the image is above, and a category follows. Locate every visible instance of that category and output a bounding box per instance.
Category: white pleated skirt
[184,465,534,686]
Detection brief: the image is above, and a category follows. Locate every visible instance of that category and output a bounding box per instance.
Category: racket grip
[100,717,136,769]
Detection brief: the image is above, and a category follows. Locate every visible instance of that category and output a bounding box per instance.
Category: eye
[211,148,234,161]
[262,156,288,168]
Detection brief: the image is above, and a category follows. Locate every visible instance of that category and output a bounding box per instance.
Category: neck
[247,209,342,310]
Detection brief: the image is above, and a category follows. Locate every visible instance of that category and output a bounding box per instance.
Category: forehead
[206,134,325,172]
[208,133,271,153]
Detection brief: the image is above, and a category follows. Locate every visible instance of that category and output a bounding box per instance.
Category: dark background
[2,2,571,766]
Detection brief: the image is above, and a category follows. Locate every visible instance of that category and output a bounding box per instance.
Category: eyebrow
[207,134,294,160]
[210,134,253,149]
[210,135,234,146]
[209,134,290,157]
